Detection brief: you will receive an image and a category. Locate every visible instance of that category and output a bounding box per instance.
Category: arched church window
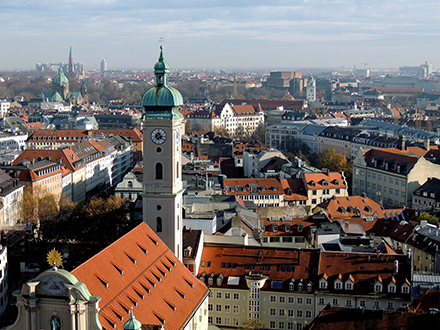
[155,163,163,180]
[156,217,162,232]
[177,162,179,178]
[127,181,133,188]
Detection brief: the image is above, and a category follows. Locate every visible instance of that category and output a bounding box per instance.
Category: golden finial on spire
[47,248,62,270]
[159,35,165,46]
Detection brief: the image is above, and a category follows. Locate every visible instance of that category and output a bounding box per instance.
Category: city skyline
[1,0,438,71]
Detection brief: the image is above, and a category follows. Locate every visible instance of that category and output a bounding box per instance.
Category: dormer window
[345,281,353,290]
[297,224,303,233]
[272,224,278,233]
[388,283,396,293]
[306,283,313,293]
[285,224,291,233]
[322,180,329,187]
[310,181,316,187]
[334,281,342,290]
[289,281,295,291]
[319,279,327,289]
[402,283,410,294]
[374,283,383,293]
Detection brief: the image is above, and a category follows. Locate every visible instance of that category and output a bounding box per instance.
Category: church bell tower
[141,45,184,261]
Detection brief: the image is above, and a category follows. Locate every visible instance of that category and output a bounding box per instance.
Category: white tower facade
[306,75,316,102]
[141,46,184,261]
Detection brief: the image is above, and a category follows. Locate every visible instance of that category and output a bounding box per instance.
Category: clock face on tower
[151,128,167,144]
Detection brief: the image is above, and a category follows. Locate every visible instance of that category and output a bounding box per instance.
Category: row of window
[269,308,312,319]
[209,291,240,300]
[208,304,240,313]
[318,297,400,309]
[269,296,312,305]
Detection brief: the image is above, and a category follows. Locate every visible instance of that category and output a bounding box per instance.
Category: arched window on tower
[177,162,179,178]
[156,163,163,180]
[156,217,162,232]
[127,181,133,188]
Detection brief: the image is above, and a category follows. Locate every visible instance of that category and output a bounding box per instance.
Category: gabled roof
[72,223,208,330]
[304,172,346,190]
[316,195,382,221]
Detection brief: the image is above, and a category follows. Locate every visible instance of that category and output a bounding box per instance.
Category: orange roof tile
[72,223,208,329]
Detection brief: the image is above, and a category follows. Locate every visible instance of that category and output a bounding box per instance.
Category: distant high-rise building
[266,71,302,89]
[101,59,108,73]
[307,75,316,102]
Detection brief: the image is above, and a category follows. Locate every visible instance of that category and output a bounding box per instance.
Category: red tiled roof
[304,172,346,190]
[72,223,208,330]
[223,178,284,195]
[316,195,382,220]
[198,245,320,291]
[318,251,410,296]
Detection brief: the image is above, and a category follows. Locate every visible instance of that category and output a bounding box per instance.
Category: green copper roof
[308,75,315,83]
[123,311,142,330]
[142,45,183,109]
[49,92,64,102]
[53,66,69,86]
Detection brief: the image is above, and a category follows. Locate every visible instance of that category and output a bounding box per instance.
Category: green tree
[192,122,204,132]
[417,212,439,225]
[252,123,266,144]
[242,319,269,330]
[316,148,347,172]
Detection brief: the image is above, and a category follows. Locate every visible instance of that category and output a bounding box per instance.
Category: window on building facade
[156,217,162,232]
[346,299,352,307]
[233,306,239,314]
[360,300,366,307]
[155,163,163,180]
[318,298,325,305]
[270,308,276,316]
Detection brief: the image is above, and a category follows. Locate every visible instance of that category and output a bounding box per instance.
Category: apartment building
[223,178,285,207]
[301,171,348,209]
[352,146,440,208]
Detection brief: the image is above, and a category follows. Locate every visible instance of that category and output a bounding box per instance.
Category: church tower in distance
[141,45,184,261]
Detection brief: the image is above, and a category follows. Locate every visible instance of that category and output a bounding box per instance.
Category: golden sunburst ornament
[47,249,62,269]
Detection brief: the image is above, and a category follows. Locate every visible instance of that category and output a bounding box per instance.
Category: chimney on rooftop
[425,139,430,151]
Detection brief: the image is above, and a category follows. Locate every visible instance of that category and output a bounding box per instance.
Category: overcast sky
[1,0,438,71]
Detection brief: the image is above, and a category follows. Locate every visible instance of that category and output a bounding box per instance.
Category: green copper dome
[123,311,142,330]
[53,66,69,86]
[308,75,315,84]
[142,45,183,108]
